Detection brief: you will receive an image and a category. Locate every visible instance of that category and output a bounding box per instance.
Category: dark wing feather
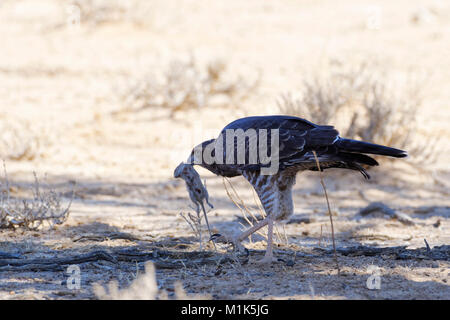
[223,115,317,131]
[215,115,396,179]
[218,115,340,171]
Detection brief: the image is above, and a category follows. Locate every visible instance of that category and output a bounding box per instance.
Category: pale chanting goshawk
[184,115,407,263]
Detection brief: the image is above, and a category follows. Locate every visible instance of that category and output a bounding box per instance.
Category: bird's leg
[200,201,216,250]
[235,218,269,242]
[200,201,213,238]
[256,217,276,264]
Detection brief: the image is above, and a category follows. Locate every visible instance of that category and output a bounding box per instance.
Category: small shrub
[180,211,204,249]
[66,0,153,27]
[118,56,259,117]
[0,164,74,230]
[0,119,39,161]
[277,60,439,164]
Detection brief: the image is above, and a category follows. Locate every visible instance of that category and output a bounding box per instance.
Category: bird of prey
[184,115,407,263]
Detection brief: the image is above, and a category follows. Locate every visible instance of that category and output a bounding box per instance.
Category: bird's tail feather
[336,138,407,158]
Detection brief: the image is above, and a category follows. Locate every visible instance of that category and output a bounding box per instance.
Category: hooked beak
[186,152,197,165]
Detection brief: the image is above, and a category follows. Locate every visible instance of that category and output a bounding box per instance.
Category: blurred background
[1,0,449,180]
[0,0,449,299]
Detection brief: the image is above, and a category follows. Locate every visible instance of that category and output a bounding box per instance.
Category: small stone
[433,219,441,228]
[286,260,295,267]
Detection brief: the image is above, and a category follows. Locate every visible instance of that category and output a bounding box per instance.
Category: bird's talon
[255,256,277,264]
[209,233,238,247]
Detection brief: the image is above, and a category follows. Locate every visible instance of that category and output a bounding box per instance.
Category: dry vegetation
[277,60,440,164]
[0,118,40,161]
[117,56,259,117]
[65,0,153,28]
[0,164,74,230]
[93,261,208,300]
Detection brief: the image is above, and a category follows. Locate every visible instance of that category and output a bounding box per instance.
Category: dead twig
[359,202,416,226]
[314,245,450,261]
[180,212,204,250]
[72,232,144,242]
[312,151,340,275]
[0,250,117,272]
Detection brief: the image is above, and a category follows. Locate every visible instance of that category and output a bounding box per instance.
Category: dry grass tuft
[223,177,266,242]
[180,211,204,250]
[94,261,209,300]
[278,60,439,164]
[118,56,259,117]
[0,119,40,161]
[66,0,153,27]
[223,177,285,245]
[0,163,74,230]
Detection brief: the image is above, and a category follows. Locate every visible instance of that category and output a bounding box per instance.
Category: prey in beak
[173,162,214,243]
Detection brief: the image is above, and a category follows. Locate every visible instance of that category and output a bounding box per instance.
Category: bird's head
[186,138,216,167]
[185,138,240,177]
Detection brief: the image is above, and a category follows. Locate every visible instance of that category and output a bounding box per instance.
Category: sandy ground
[0,0,449,300]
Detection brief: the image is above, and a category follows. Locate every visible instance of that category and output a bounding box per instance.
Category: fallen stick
[0,250,117,268]
[2,243,448,272]
[0,251,21,259]
[314,244,450,261]
[359,202,415,226]
[0,263,64,272]
[312,151,340,275]
[72,233,144,242]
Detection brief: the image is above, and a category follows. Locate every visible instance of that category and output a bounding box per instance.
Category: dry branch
[0,250,117,272]
[314,245,450,261]
[359,202,416,226]
[2,243,447,273]
[0,248,223,272]
[0,251,21,259]
[72,232,144,242]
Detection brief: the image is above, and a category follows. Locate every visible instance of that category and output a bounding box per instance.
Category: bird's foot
[209,233,235,244]
[209,233,248,255]
[255,255,277,265]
